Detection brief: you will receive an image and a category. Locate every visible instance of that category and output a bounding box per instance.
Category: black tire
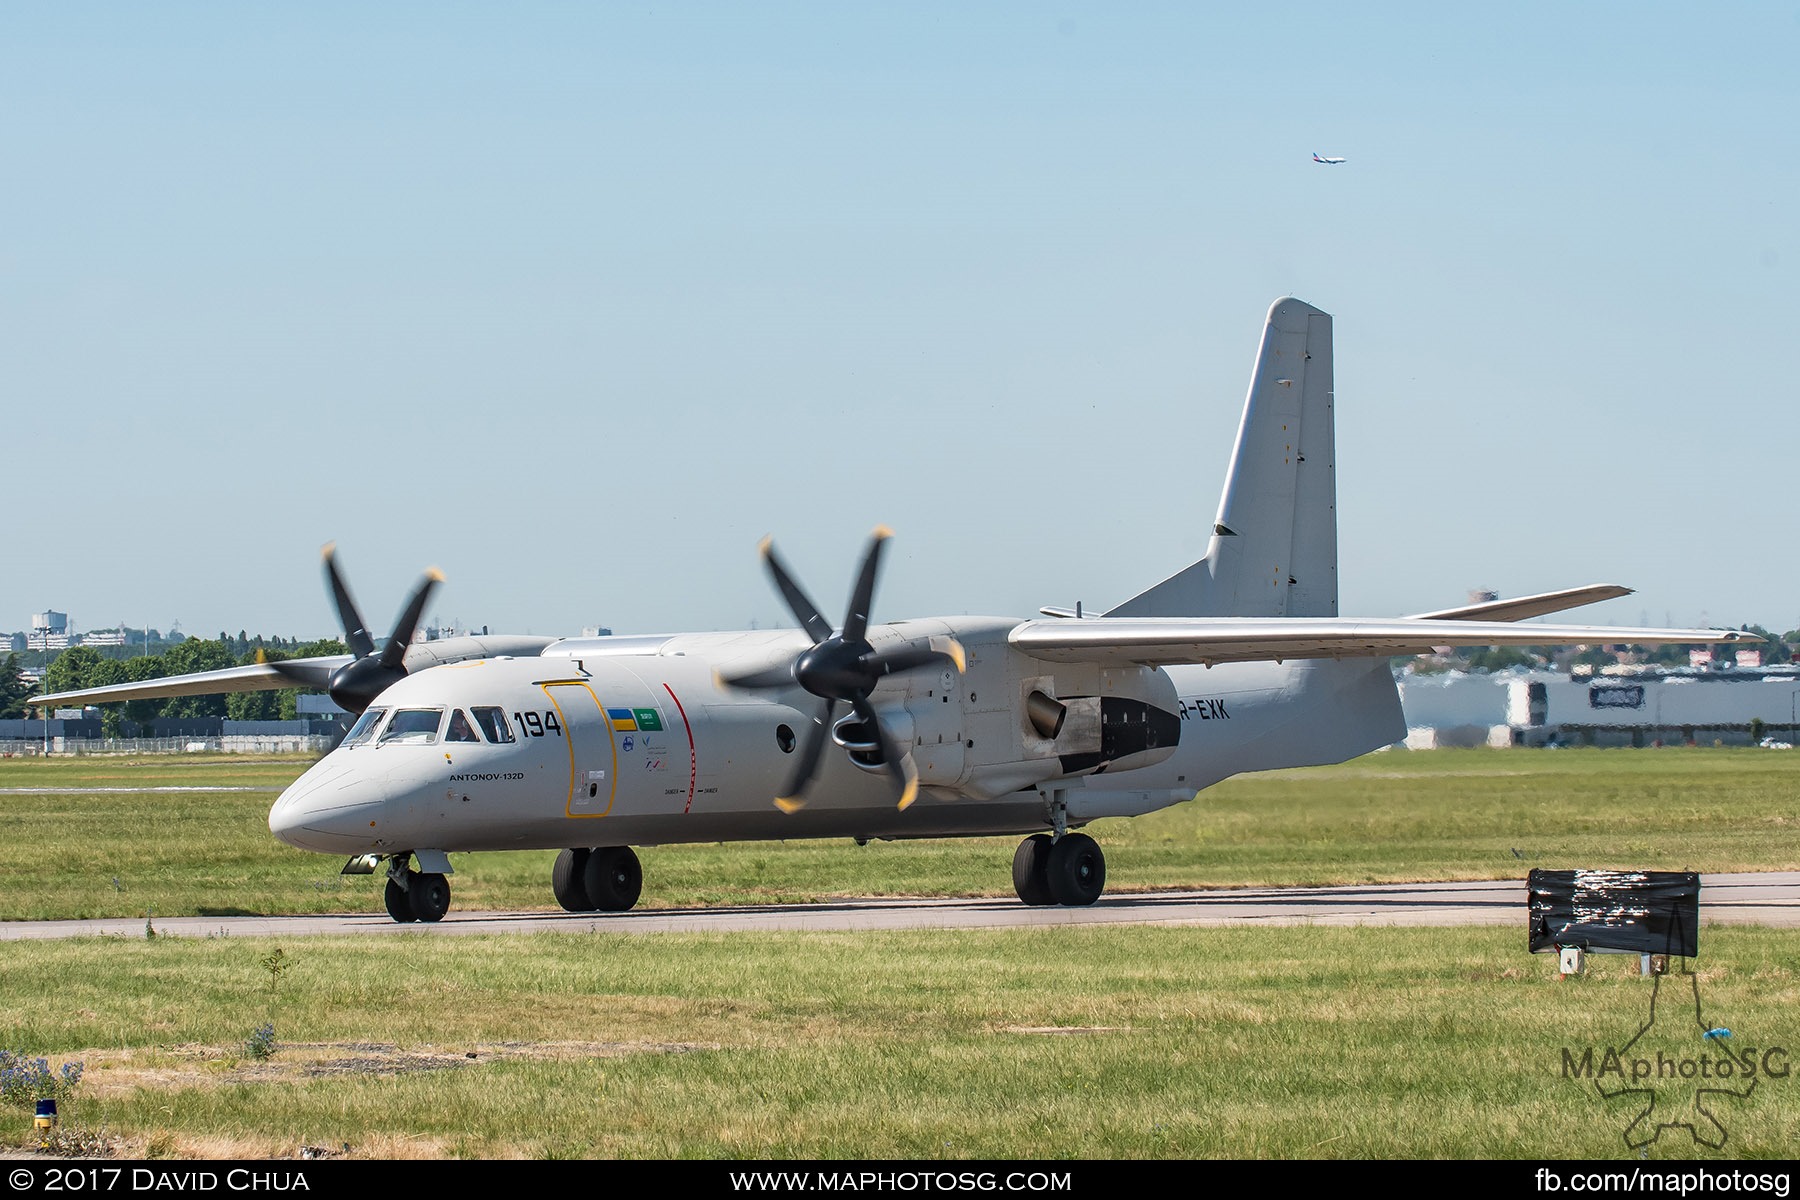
[1012,834,1056,906]
[384,877,417,923]
[582,846,643,912]
[1045,833,1105,906]
[409,872,451,922]
[552,848,595,912]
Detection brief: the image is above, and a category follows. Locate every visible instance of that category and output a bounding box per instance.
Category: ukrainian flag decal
[607,708,638,731]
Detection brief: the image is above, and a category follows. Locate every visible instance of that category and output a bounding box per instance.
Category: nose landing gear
[382,855,451,923]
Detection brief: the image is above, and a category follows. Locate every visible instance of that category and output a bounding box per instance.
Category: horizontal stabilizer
[1008,616,1753,669]
[1408,584,1632,623]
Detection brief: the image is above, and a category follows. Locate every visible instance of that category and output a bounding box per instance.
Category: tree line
[0,637,347,733]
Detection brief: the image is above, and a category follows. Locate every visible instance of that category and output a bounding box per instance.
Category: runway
[2,871,1795,940]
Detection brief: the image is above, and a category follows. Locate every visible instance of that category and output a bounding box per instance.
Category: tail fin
[1108,296,1336,618]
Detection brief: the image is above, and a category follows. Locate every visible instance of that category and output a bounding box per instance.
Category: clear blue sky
[5,3,1796,642]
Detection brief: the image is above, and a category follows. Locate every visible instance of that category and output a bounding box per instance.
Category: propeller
[268,543,443,714]
[719,527,965,813]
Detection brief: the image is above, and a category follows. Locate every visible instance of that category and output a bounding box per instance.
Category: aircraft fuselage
[269,620,1406,859]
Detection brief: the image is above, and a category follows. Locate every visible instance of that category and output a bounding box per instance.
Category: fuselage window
[446,709,481,743]
[471,706,514,744]
[378,708,445,745]
[342,707,388,749]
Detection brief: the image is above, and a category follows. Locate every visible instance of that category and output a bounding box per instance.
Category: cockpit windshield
[446,709,480,742]
[471,706,514,744]
[342,707,388,749]
[377,708,445,745]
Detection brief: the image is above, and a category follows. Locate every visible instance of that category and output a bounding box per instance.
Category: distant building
[27,610,71,652]
[1398,665,1800,748]
[79,628,129,647]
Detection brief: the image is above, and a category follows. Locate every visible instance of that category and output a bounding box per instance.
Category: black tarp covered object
[1527,869,1700,956]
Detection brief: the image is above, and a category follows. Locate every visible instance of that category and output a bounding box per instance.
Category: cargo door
[542,681,616,817]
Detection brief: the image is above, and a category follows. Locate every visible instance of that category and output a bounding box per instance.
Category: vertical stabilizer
[1108,297,1336,618]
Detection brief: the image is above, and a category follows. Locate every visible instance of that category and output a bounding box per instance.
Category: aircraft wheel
[409,872,451,923]
[1046,833,1105,907]
[1011,834,1056,906]
[384,876,417,923]
[552,848,595,912]
[583,846,643,912]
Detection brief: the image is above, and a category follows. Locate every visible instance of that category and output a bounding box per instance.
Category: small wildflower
[244,1023,277,1061]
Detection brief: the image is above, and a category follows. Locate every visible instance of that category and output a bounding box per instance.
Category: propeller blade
[266,658,341,689]
[854,697,919,811]
[759,537,834,645]
[322,543,375,659]
[326,656,408,715]
[716,662,800,691]
[774,699,836,813]
[867,635,965,679]
[377,568,444,670]
[840,526,890,645]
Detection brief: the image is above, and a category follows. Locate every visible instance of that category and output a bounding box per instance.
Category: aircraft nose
[269,758,391,853]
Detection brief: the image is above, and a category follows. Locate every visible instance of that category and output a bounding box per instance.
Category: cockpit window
[446,708,480,743]
[342,707,388,749]
[471,706,514,744]
[377,708,445,745]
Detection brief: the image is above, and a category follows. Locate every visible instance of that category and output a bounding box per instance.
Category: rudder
[1108,297,1336,618]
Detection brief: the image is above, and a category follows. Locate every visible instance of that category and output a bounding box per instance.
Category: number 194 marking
[513,710,562,738]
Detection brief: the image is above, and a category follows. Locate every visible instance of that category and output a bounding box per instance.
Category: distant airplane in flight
[1312,152,1346,164]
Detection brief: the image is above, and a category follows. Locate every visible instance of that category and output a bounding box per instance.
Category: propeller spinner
[267,544,442,714]
[720,527,964,813]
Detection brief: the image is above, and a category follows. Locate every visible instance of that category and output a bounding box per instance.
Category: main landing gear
[551,846,644,913]
[384,859,451,924]
[1012,832,1106,907]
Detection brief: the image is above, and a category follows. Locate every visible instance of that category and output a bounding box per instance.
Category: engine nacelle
[873,618,1181,801]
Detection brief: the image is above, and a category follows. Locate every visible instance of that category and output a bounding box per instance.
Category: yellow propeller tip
[254,648,267,664]
[320,541,337,559]
[945,640,966,673]
[425,567,446,583]
[872,524,894,540]
[757,535,774,556]
[774,796,806,814]
[896,779,919,811]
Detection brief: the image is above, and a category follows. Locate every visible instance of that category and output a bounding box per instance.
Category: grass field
[1,747,1796,921]
[1,747,1796,1160]
[2,926,1796,1160]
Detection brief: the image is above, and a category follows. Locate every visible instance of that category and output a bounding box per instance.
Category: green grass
[1,925,1794,1159]
[2,749,1796,1160]
[1,748,1797,920]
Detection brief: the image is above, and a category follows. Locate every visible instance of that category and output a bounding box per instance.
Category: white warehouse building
[1396,668,1800,749]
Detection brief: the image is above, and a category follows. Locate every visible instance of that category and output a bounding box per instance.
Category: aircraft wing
[1007,617,1753,668]
[26,655,352,710]
[1407,584,1632,623]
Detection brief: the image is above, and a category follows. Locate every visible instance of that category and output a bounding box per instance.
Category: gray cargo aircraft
[34,298,1751,922]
